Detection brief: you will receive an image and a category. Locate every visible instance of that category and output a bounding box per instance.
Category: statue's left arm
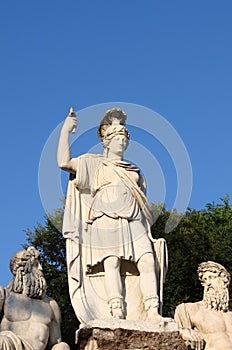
[174,303,205,350]
[47,298,70,350]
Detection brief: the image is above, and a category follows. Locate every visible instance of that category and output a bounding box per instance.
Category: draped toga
[0,331,34,350]
[62,154,155,291]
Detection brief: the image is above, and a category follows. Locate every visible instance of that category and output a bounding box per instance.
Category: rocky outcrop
[76,319,187,350]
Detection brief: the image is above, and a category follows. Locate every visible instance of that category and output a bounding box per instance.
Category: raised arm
[57,110,78,174]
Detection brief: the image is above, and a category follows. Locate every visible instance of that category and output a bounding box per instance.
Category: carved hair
[10,247,40,275]
[198,261,230,288]
[8,246,46,298]
[198,261,230,312]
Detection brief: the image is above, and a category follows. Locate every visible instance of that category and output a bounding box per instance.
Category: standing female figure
[57,107,167,323]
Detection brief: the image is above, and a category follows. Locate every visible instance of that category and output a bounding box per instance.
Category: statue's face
[32,258,43,273]
[202,271,224,292]
[108,134,128,156]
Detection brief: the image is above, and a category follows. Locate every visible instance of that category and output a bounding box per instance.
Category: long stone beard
[203,287,229,312]
[12,268,47,299]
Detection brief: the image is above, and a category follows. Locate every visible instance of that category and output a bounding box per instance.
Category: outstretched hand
[180,328,205,350]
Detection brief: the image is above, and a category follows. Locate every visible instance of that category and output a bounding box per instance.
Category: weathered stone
[86,319,179,333]
[57,107,168,324]
[0,247,70,350]
[77,324,187,350]
[76,319,187,350]
[175,261,232,350]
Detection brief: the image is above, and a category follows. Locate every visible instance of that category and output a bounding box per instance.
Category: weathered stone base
[76,319,187,350]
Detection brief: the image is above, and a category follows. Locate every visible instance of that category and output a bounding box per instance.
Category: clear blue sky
[1,1,232,286]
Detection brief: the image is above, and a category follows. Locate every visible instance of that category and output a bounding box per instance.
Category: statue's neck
[104,149,123,161]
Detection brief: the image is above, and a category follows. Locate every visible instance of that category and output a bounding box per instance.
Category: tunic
[63,154,154,285]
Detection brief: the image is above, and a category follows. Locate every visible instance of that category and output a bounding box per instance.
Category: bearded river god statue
[57,107,169,325]
[0,247,70,350]
[175,261,232,350]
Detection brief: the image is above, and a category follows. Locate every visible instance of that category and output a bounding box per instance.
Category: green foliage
[24,196,232,344]
[24,209,78,350]
[151,197,232,316]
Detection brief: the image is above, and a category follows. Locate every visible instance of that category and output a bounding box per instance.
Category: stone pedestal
[76,319,187,350]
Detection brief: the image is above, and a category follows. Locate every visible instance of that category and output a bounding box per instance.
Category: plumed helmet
[10,246,40,275]
[97,108,130,143]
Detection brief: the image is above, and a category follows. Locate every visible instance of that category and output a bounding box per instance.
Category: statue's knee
[138,253,155,272]
[104,256,120,271]
[52,342,70,350]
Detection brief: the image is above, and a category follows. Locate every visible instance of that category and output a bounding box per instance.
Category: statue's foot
[146,309,164,322]
[143,296,162,322]
[146,310,175,325]
[112,308,125,319]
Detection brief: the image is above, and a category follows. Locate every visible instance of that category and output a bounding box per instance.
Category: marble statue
[174,261,232,350]
[57,107,168,324]
[0,247,70,350]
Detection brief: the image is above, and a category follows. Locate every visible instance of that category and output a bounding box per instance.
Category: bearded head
[198,261,230,312]
[8,246,47,298]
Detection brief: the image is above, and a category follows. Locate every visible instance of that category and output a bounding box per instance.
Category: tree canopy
[24,196,232,348]
[151,196,232,315]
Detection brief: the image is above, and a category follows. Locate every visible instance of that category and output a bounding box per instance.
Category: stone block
[76,319,187,350]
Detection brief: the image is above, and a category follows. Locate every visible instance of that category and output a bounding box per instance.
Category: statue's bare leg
[137,253,161,320]
[103,256,125,319]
